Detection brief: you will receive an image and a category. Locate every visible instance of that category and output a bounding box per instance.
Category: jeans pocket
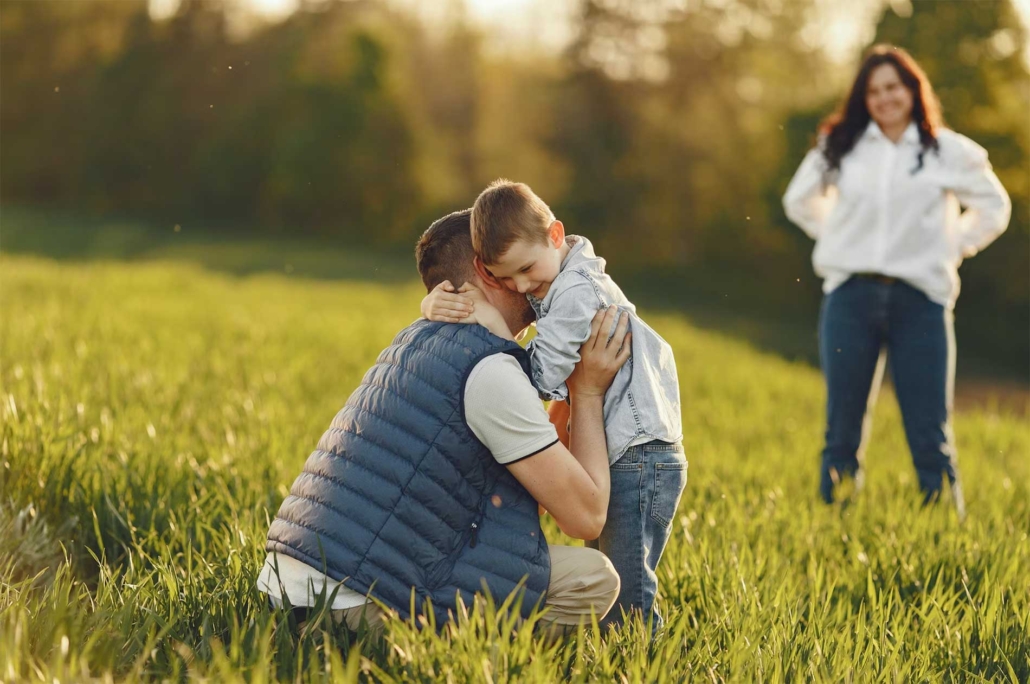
[650,461,687,529]
[612,445,644,470]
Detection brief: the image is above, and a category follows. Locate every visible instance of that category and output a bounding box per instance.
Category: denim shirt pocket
[650,458,688,529]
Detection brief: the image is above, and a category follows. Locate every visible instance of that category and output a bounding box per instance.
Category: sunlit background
[4,4,1030,681]
[145,0,1030,63]
[2,0,1029,382]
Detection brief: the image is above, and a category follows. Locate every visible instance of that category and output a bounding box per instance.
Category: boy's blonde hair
[471,179,555,265]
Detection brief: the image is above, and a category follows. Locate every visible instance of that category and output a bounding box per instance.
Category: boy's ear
[473,257,502,290]
[548,220,565,248]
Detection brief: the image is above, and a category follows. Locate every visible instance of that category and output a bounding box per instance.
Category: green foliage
[0,1,422,239]
[1,231,1028,681]
[0,501,76,588]
[1,0,1027,371]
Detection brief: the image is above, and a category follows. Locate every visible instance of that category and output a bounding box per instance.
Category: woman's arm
[782,147,838,239]
[949,135,1012,258]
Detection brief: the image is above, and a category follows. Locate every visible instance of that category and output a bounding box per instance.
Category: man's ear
[473,256,502,290]
[548,220,566,248]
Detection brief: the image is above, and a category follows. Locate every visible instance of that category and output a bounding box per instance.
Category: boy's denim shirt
[527,235,682,464]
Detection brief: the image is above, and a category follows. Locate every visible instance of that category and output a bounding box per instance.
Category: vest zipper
[469,502,487,548]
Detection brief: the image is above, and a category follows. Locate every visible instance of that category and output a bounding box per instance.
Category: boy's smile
[485,221,571,300]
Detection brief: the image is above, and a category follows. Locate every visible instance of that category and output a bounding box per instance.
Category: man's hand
[566,306,631,399]
[421,281,474,323]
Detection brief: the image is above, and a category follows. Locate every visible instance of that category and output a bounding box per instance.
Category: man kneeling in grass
[258,209,628,636]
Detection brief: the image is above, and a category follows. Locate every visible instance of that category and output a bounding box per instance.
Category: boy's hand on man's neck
[459,284,515,341]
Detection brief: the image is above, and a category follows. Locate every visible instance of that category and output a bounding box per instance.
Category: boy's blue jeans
[818,276,963,509]
[587,440,687,633]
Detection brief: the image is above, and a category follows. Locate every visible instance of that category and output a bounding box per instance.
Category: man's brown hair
[415,209,478,293]
[471,179,555,265]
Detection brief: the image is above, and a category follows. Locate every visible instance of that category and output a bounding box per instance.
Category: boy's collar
[559,235,584,271]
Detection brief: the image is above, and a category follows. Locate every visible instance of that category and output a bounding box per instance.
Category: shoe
[820,461,861,504]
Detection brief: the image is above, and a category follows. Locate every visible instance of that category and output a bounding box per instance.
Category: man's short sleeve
[464,354,560,465]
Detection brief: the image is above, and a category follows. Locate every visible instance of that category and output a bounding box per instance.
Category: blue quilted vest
[266,320,551,624]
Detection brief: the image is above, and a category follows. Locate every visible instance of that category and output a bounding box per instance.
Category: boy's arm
[421,282,513,341]
[530,276,607,401]
[421,281,474,323]
[456,283,513,340]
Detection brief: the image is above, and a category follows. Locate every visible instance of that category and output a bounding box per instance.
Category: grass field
[1,239,1028,681]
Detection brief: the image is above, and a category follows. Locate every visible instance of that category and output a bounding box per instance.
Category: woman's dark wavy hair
[820,45,943,171]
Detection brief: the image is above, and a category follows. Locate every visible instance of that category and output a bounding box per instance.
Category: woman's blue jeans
[818,276,963,510]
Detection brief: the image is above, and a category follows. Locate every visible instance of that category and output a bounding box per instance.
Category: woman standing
[783,45,1010,513]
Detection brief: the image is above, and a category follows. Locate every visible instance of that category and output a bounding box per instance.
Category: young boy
[421,179,685,632]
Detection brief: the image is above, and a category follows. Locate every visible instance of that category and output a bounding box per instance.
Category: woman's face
[865,63,913,132]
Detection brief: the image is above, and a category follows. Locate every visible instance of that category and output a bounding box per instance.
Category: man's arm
[507,306,630,540]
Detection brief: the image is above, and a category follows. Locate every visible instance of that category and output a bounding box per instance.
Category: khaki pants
[320,545,620,636]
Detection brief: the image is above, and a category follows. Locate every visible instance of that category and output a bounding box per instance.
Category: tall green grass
[1,253,1027,682]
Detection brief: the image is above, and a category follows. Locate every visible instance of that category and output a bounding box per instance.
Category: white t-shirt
[256,352,559,609]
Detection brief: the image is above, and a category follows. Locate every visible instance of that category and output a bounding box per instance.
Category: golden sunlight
[246,0,300,19]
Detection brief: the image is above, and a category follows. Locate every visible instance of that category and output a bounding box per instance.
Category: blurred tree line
[2,0,1027,369]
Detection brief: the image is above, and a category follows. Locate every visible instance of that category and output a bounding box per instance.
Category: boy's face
[484,221,566,300]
